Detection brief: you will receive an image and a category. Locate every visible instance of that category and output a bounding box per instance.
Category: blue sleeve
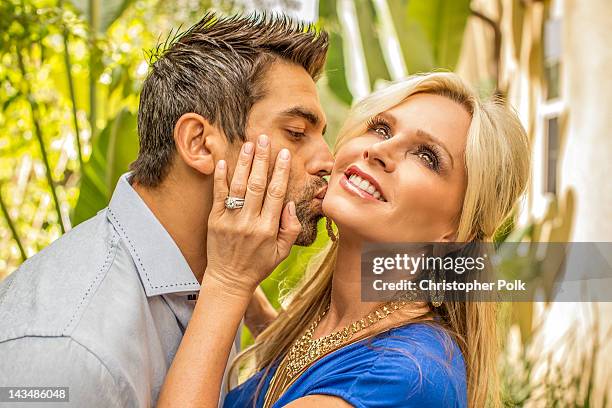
[224,368,269,408]
[304,335,467,408]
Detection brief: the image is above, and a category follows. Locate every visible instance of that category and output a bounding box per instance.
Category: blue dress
[224,323,467,407]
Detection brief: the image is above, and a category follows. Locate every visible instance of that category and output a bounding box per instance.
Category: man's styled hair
[130,12,329,187]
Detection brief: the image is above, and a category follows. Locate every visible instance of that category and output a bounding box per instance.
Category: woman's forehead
[382,94,471,149]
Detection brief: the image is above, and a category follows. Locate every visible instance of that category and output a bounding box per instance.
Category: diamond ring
[224,196,245,210]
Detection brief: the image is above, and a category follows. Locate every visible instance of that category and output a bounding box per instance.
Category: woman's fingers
[206,138,299,293]
[261,148,291,226]
[211,159,228,216]
[228,141,255,201]
[242,134,271,215]
[276,201,302,259]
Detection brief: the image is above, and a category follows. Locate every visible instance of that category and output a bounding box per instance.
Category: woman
[158,72,530,407]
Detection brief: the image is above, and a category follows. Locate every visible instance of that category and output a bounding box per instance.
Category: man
[0,12,332,407]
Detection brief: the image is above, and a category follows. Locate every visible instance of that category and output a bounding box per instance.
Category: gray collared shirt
[0,174,237,407]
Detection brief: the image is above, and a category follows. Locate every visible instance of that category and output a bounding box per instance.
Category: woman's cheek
[394,179,440,220]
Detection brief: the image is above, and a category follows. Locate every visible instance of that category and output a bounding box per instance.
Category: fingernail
[258,134,269,147]
[218,160,226,169]
[243,142,254,154]
[280,149,290,160]
[288,201,296,216]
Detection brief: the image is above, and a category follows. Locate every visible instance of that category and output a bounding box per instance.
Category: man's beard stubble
[288,176,327,246]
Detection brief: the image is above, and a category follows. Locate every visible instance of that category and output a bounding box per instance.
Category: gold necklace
[262,296,414,408]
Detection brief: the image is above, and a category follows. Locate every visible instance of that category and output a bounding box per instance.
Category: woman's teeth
[347,174,386,202]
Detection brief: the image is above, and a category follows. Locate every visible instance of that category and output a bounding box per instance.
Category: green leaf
[405,0,471,70]
[355,1,391,86]
[48,51,89,113]
[325,31,354,105]
[319,0,353,105]
[68,0,135,32]
[2,93,20,112]
[387,0,435,73]
[72,109,138,225]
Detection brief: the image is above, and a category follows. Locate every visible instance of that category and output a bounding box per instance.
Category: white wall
[561,0,612,243]
[538,0,612,403]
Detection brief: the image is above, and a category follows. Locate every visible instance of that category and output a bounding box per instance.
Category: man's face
[239,61,333,246]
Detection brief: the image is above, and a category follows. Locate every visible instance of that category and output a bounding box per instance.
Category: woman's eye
[373,126,391,140]
[366,117,393,140]
[415,147,440,171]
[418,152,434,167]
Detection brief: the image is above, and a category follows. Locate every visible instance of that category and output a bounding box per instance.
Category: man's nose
[306,138,334,177]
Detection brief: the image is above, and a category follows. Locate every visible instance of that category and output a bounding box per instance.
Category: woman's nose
[363,142,395,172]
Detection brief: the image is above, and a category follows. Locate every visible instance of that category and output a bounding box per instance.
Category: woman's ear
[173,113,224,176]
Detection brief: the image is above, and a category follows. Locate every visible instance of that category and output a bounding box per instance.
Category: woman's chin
[321,193,333,217]
[322,197,369,237]
[321,192,346,220]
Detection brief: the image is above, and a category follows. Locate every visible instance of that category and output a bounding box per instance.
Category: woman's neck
[314,234,431,339]
[315,236,387,337]
[326,237,377,325]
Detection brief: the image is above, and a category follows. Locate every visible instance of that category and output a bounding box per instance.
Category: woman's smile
[339,171,387,203]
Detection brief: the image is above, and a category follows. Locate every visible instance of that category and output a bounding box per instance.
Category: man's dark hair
[130,12,329,187]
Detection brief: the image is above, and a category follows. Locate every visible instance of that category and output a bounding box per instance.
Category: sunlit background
[1,0,611,405]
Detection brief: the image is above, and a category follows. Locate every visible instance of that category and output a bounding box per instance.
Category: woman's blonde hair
[231,72,530,408]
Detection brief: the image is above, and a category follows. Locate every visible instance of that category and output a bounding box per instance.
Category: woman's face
[323,93,471,243]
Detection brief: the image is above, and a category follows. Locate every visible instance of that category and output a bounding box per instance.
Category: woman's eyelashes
[415,144,441,171]
[365,116,443,172]
[366,116,392,140]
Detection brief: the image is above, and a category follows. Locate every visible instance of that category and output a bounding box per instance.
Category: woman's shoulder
[330,322,465,370]
[302,322,467,407]
[377,321,464,362]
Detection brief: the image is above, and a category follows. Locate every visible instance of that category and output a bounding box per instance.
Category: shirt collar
[107,173,200,297]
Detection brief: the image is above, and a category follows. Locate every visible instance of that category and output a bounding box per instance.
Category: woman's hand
[205,134,302,296]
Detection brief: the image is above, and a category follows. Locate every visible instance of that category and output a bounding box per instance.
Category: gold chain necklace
[262,296,414,408]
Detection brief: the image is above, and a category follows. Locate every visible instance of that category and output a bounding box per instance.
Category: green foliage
[320,0,471,104]
[405,0,472,70]
[355,1,391,88]
[73,109,138,225]
[318,0,353,105]
[0,0,178,274]
[1,0,473,275]
[70,0,135,32]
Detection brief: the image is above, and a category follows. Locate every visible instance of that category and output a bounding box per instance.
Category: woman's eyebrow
[377,111,396,126]
[379,111,454,168]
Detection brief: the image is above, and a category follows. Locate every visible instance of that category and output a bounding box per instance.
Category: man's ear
[173,113,224,176]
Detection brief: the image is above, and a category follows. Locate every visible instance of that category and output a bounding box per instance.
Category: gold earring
[325,217,337,242]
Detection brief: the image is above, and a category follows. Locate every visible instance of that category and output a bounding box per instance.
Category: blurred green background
[1,0,611,406]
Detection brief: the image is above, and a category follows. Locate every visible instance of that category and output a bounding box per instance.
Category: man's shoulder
[0,209,139,342]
